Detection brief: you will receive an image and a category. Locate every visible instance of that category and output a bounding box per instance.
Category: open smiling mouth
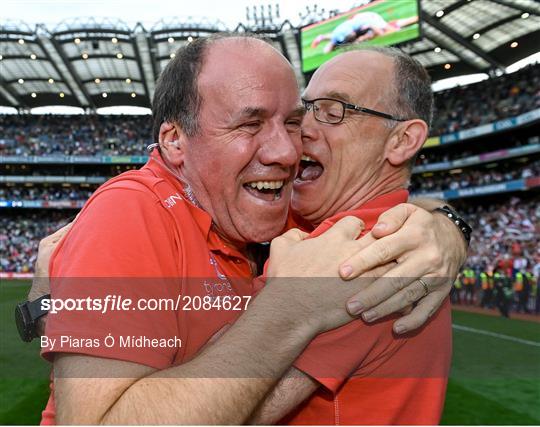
[295,155,324,183]
[243,180,284,201]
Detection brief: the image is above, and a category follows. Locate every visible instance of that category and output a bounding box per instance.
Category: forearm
[101,288,318,425]
[248,367,319,425]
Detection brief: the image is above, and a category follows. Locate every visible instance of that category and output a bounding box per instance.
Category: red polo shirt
[40,151,255,424]
[282,189,453,425]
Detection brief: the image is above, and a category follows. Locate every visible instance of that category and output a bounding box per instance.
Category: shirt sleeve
[42,184,182,369]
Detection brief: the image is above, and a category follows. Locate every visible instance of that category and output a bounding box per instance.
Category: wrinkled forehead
[197,39,301,117]
[199,38,297,91]
[305,51,395,105]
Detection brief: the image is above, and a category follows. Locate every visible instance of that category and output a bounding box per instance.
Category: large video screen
[300,0,421,73]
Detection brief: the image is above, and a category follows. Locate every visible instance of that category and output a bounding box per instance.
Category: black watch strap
[433,205,472,245]
[15,294,50,342]
[27,294,50,320]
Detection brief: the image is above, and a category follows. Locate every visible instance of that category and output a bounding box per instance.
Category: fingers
[353,231,377,253]
[371,203,416,238]
[339,231,418,279]
[345,262,396,315]
[392,288,448,334]
[346,272,414,316]
[345,255,435,316]
[323,216,364,240]
[339,232,376,279]
[359,279,429,323]
[272,228,310,245]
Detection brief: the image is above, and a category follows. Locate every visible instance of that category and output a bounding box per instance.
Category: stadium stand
[0,114,150,156]
[0,185,95,201]
[0,212,72,273]
[410,158,540,192]
[0,64,538,157]
[432,64,540,136]
[1,4,540,316]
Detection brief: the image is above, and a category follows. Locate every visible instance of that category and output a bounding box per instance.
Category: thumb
[372,203,416,238]
[276,227,310,243]
[269,228,310,254]
[322,216,364,241]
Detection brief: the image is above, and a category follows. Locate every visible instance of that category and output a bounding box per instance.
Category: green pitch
[1,280,539,424]
[0,281,50,425]
[441,310,540,424]
[301,0,419,72]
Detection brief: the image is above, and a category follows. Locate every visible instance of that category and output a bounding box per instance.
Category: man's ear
[386,119,428,167]
[158,121,186,166]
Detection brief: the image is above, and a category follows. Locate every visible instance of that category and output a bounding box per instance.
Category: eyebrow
[232,105,306,122]
[237,107,267,119]
[289,105,307,117]
[325,91,353,104]
[227,107,267,125]
[302,91,354,104]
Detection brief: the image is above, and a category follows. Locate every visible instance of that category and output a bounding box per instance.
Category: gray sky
[3,0,360,29]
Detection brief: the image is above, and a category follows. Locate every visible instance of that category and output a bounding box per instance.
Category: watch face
[15,303,32,342]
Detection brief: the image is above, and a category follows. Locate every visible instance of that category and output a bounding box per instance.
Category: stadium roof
[1,0,539,110]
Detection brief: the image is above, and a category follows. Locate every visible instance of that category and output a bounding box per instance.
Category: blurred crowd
[0,64,539,157]
[0,114,151,156]
[3,158,535,202]
[453,196,540,316]
[0,185,96,201]
[0,213,72,273]
[2,195,539,298]
[411,159,540,193]
[414,136,538,167]
[431,64,540,136]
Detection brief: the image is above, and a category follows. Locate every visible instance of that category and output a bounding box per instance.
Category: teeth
[247,180,284,190]
[301,155,316,162]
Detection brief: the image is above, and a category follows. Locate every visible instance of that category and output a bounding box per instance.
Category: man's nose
[258,124,301,167]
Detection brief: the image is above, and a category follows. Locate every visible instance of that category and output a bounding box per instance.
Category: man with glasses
[249,47,456,425]
[31,37,466,425]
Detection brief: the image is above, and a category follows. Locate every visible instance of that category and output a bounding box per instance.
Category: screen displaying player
[301,0,420,73]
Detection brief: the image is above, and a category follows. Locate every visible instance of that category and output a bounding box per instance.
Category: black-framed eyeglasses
[302,97,409,124]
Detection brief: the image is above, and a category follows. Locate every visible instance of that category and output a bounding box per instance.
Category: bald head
[152,33,296,144]
[207,35,290,65]
[313,50,396,114]
[199,36,297,101]
[313,47,433,129]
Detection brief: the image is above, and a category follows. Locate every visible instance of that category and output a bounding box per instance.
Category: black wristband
[15,294,50,342]
[433,205,472,245]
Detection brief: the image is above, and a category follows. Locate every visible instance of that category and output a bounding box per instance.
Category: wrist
[433,209,469,267]
[433,205,472,247]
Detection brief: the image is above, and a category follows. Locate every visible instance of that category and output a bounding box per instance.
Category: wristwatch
[433,205,472,245]
[15,294,50,342]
